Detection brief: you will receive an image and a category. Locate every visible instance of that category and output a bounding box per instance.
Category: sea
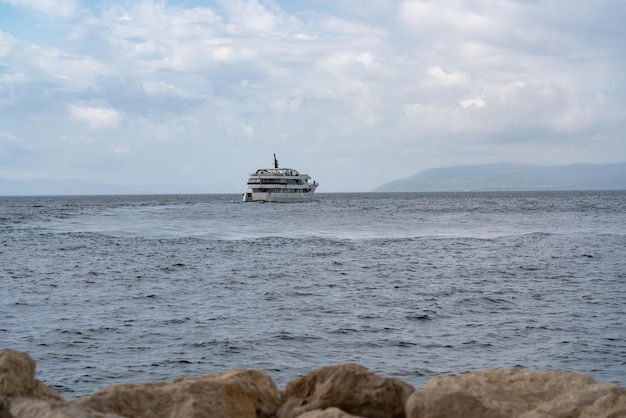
[1,191,625,398]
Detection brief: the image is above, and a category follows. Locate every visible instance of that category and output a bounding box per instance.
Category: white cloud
[68,104,122,130]
[220,0,282,33]
[318,16,387,37]
[460,95,486,109]
[140,81,195,99]
[400,0,506,39]
[0,0,624,191]
[112,145,130,154]
[1,0,78,17]
[218,116,256,138]
[318,51,377,73]
[428,66,470,86]
[37,50,105,85]
[0,131,20,144]
[404,102,473,135]
[400,0,439,29]
[271,96,302,112]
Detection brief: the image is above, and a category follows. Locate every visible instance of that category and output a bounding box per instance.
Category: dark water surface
[1,191,625,397]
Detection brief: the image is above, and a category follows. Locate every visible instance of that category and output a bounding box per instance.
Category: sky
[0,0,625,193]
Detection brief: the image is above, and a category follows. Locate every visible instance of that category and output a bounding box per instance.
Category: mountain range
[373,162,626,192]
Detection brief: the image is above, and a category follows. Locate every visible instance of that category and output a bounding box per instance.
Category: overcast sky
[1,0,624,193]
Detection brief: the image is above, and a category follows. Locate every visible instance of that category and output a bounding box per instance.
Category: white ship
[243,154,318,202]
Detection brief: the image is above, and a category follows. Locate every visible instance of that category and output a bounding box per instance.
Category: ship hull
[243,187,317,203]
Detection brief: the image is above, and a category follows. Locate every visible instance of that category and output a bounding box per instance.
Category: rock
[578,390,626,418]
[72,368,281,418]
[8,397,126,418]
[0,349,63,401]
[1,397,13,418]
[520,382,626,418]
[296,407,364,418]
[3,347,626,418]
[405,390,501,418]
[405,367,626,418]
[277,363,415,418]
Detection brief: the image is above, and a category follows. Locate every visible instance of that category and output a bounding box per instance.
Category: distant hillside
[373,162,626,192]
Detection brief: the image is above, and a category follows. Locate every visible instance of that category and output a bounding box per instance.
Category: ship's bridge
[251,168,301,176]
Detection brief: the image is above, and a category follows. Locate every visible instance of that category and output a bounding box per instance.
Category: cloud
[219,0,282,33]
[0,0,625,191]
[460,95,485,109]
[428,66,470,87]
[404,102,476,136]
[318,51,377,73]
[1,0,78,18]
[67,104,122,130]
[218,116,256,138]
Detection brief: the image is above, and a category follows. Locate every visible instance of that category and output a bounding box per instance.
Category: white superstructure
[243,154,318,202]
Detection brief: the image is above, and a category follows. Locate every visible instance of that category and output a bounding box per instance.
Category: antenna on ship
[273,153,279,169]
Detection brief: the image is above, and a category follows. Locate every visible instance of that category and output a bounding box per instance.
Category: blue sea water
[1,191,625,398]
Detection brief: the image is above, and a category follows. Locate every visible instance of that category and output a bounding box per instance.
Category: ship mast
[273,154,279,169]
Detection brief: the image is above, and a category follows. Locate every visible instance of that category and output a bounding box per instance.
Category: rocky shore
[1,348,625,418]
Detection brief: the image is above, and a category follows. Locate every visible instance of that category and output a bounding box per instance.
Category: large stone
[520,382,626,418]
[297,407,364,418]
[405,368,626,418]
[277,363,415,418]
[578,390,626,418]
[72,368,281,418]
[7,397,126,418]
[1,397,13,418]
[0,349,63,401]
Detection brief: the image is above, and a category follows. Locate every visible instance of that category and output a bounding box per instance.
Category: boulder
[277,363,415,418]
[72,368,281,418]
[520,382,626,418]
[405,367,626,418]
[579,390,626,418]
[7,397,126,418]
[1,397,13,418]
[4,347,626,418]
[297,407,364,418]
[0,349,63,401]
